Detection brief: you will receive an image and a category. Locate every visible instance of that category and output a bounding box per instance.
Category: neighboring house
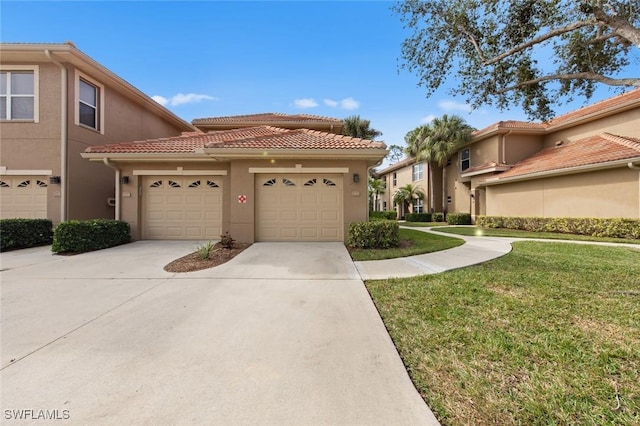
[81,117,387,243]
[447,88,640,221]
[378,88,640,222]
[376,157,437,218]
[0,42,194,222]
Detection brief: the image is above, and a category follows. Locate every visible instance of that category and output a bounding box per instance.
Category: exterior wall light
[120,176,130,184]
[49,176,61,184]
[353,173,360,183]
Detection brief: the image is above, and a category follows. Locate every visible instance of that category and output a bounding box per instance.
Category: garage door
[256,174,343,241]
[0,176,48,219]
[143,176,222,239]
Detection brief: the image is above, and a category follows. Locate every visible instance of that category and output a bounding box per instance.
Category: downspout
[102,158,121,220]
[501,130,513,164]
[45,50,68,221]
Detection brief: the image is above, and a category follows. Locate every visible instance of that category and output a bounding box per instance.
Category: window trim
[412,163,423,181]
[0,65,39,123]
[75,71,104,134]
[460,148,470,171]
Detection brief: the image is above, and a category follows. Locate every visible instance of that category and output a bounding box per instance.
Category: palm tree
[342,115,382,140]
[368,177,386,211]
[393,183,425,219]
[415,115,474,213]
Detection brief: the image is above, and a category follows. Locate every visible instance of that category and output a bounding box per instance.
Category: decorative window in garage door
[304,178,317,186]
[150,180,162,188]
[263,178,277,187]
[168,180,180,188]
[283,178,296,187]
[0,181,9,188]
[323,178,336,187]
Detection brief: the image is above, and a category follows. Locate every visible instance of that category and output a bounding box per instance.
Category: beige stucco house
[0,42,194,223]
[380,88,640,221]
[81,113,387,243]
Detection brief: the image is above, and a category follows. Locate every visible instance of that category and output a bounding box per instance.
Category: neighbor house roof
[192,113,344,133]
[84,126,386,158]
[486,133,640,183]
[375,157,416,176]
[0,42,194,132]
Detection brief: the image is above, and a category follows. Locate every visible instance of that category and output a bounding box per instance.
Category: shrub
[196,241,215,259]
[476,216,640,240]
[348,220,399,249]
[405,212,432,222]
[432,212,445,222]
[370,210,397,221]
[52,219,130,253]
[446,212,472,225]
[219,232,235,249]
[0,218,53,251]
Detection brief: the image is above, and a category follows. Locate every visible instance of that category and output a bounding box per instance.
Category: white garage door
[0,176,48,219]
[143,176,222,240]
[256,174,343,241]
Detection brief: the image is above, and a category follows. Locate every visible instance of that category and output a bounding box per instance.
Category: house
[375,157,438,218]
[81,115,387,243]
[0,42,194,223]
[380,88,640,221]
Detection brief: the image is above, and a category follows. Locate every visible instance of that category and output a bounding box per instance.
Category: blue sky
[1,1,632,156]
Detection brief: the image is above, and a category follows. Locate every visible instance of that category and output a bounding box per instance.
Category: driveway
[1,242,438,425]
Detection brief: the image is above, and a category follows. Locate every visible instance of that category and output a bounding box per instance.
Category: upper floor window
[461,148,470,171]
[392,172,397,187]
[0,66,39,121]
[75,72,104,133]
[412,163,423,181]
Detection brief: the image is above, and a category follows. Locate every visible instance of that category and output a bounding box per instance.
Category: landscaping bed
[164,242,251,272]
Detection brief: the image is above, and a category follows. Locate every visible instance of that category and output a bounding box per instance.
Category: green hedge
[0,219,53,251]
[446,212,472,225]
[477,216,640,240]
[405,212,432,222]
[370,211,397,221]
[432,212,445,222]
[52,219,131,253]
[348,220,399,249]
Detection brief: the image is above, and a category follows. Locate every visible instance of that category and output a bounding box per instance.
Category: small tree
[368,177,386,211]
[393,183,425,218]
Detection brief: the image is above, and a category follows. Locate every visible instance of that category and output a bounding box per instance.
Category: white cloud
[340,97,360,110]
[294,98,319,108]
[324,98,338,107]
[421,114,437,124]
[151,93,218,107]
[151,95,168,106]
[438,100,473,113]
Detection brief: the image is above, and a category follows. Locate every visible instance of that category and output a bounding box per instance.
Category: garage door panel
[143,176,222,240]
[0,176,48,219]
[256,174,343,241]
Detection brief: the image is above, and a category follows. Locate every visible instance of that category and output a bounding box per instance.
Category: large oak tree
[394,0,640,120]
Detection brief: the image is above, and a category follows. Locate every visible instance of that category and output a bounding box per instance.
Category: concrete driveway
[1,242,438,425]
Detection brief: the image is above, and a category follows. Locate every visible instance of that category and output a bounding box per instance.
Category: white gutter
[629,162,640,171]
[45,49,68,221]
[102,158,121,220]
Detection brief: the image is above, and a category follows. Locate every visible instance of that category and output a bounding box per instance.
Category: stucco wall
[485,167,640,219]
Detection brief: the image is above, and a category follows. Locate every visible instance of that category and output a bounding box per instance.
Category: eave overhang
[460,164,512,178]
[197,148,388,164]
[481,157,640,186]
[81,152,214,162]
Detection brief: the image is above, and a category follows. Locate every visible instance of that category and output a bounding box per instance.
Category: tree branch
[496,72,640,94]
[592,6,640,48]
[483,19,598,66]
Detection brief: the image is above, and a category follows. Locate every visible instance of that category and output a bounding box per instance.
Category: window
[461,148,470,171]
[392,172,397,187]
[412,163,423,181]
[75,72,104,132]
[1,67,38,121]
[413,198,423,214]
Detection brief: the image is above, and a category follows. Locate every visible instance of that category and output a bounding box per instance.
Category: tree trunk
[442,166,447,214]
[429,165,435,212]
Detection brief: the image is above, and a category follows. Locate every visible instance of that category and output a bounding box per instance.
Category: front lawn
[399,222,448,228]
[348,228,463,261]
[366,241,640,425]
[435,226,640,244]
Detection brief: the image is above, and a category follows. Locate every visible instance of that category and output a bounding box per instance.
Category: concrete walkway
[354,226,640,280]
[1,242,439,426]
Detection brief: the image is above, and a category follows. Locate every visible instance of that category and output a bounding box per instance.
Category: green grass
[366,241,640,425]
[436,226,640,244]
[399,222,449,228]
[348,228,463,261]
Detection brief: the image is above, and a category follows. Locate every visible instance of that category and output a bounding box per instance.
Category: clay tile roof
[192,113,343,125]
[546,88,640,128]
[473,120,546,137]
[205,128,386,150]
[463,161,500,173]
[85,126,385,154]
[495,133,640,180]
